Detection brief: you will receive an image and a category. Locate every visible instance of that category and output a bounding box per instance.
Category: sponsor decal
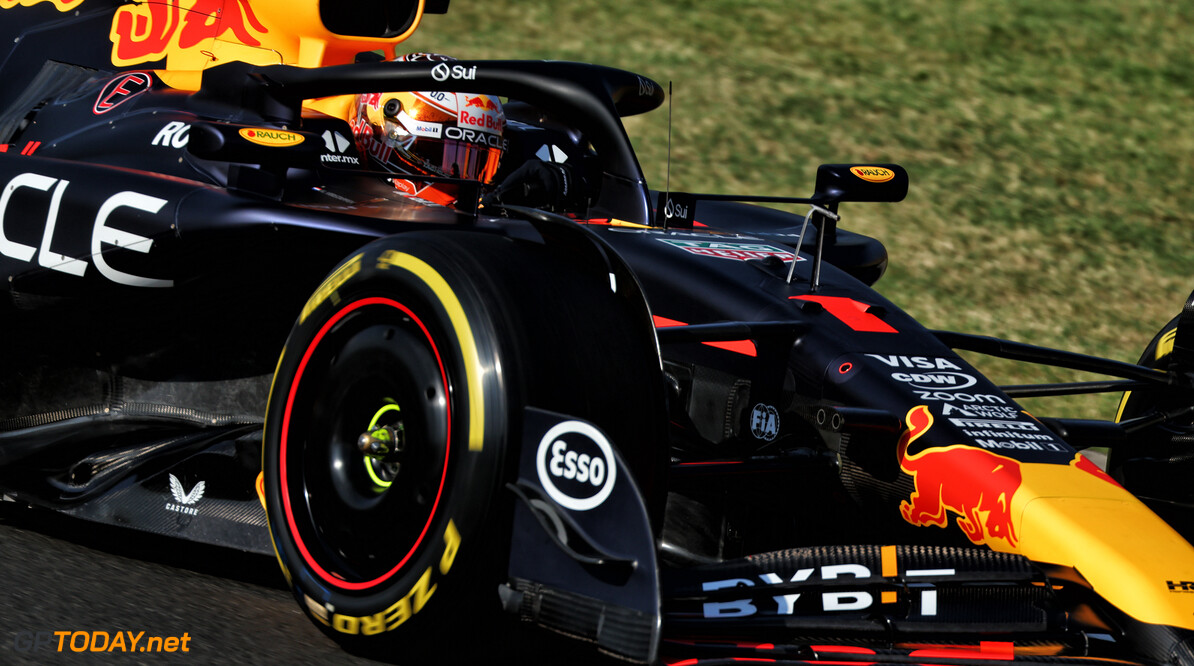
[638,76,657,97]
[151,121,190,148]
[320,130,360,166]
[431,62,477,82]
[463,95,499,112]
[109,0,268,67]
[658,238,803,262]
[950,418,1040,431]
[914,390,1007,404]
[457,95,503,135]
[93,72,153,114]
[0,173,172,287]
[443,126,503,148]
[536,420,617,511]
[940,403,1020,419]
[165,473,204,515]
[867,354,961,370]
[700,556,955,618]
[850,166,895,183]
[1167,580,1194,593]
[951,415,1066,452]
[897,406,1022,547]
[663,197,689,221]
[239,127,304,147]
[749,404,780,441]
[0,0,84,10]
[891,371,977,390]
[535,144,570,163]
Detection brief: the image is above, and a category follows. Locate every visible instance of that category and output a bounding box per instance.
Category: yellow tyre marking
[1117,326,1177,422]
[299,254,362,324]
[1157,328,1177,361]
[377,250,485,451]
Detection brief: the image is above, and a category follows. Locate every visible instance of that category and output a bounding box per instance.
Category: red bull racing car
[2,1,1194,664]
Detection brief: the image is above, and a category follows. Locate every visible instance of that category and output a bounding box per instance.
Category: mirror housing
[813,164,908,204]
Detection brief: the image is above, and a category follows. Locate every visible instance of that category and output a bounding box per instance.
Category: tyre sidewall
[263,236,507,645]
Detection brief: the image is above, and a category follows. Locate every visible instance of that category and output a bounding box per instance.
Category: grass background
[405,1,1194,418]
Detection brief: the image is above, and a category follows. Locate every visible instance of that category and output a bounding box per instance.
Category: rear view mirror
[813,164,908,203]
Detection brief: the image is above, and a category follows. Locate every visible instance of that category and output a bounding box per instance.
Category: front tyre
[1113,314,1194,542]
[264,235,509,660]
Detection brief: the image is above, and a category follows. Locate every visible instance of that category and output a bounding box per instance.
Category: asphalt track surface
[0,503,583,665]
[0,503,383,665]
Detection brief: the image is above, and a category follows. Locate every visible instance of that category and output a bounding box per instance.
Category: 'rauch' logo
[239,128,304,147]
[849,166,895,183]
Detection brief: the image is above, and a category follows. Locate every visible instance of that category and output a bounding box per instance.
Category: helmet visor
[397,135,504,184]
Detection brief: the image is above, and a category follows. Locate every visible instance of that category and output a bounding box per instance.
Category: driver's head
[349,55,505,185]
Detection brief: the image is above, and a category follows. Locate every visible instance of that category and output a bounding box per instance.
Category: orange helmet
[349,57,505,185]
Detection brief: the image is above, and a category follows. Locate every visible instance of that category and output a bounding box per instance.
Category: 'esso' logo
[535,421,617,511]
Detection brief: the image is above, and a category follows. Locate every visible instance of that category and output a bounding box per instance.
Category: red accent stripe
[791,295,898,333]
[653,315,758,357]
[909,641,1014,660]
[280,297,451,591]
[811,645,878,666]
[0,144,8,152]
[20,141,40,155]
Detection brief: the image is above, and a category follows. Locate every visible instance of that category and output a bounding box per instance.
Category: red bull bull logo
[0,0,83,10]
[464,95,499,111]
[897,405,1023,548]
[110,0,268,67]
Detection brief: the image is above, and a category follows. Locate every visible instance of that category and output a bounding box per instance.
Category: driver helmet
[349,53,505,186]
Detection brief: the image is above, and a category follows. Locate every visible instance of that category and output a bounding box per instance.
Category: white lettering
[822,564,870,580]
[914,390,1006,404]
[703,599,755,618]
[0,172,53,261]
[550,440,566,476]
[37,179,86,276]
[564,450,577,479]
[824,591,872,611]
[773,593,801,615]
[867,354,961,370]
[702,578,754,591]
[91,192,172,287]
[152,121,190,148]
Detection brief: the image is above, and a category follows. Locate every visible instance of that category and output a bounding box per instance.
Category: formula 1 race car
[2,1,1193,664]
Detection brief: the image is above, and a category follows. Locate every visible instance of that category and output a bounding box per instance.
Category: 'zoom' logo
[536,421,617,511]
